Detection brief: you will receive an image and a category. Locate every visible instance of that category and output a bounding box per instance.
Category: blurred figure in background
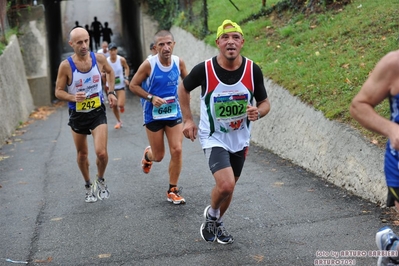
[90,16,103,50]
[106,42,130,129]
[147,42,157,58]
[84,24,93,51]
[72,21,81,29]
[102,22,113,44]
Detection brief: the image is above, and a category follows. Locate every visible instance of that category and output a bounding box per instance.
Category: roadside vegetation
[176,0,399,148]
[0,27,17,55]
[0,0,19,56]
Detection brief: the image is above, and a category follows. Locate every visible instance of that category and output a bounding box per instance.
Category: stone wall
[140,12,158,60]
[9,5,52,107]
[0,35,35,144]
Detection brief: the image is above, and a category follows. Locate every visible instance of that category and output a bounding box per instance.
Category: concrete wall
[139,8,158,60]
[10,5,52,107]
[170,26,386,205]
[0,35,35,144]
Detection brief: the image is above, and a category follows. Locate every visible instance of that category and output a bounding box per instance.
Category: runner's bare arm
[97,54,115,92]
[178,81,197,141]
[96,54,116,107]
[55,60,75,102]
[350,51,399,141]
[179,58,188,80]
[121,57,130,85]
[129,60,151,99]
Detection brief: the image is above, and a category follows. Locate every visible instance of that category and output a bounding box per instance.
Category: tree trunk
[0,0,6,44]
[203,0,208,35]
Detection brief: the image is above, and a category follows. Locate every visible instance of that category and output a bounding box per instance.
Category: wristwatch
[257,111,261,120]
[108,91,117,97]
[146,94,153,102]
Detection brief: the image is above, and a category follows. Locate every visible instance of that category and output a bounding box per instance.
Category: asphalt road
[0,90,397,266]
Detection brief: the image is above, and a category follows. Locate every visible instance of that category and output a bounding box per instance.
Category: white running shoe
[96,178,110,200]
[85,184,97,203]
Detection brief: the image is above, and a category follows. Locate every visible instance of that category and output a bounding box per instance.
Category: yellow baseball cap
[216,19,244,40]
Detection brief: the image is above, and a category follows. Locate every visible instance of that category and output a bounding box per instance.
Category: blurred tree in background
[0,0,7,44]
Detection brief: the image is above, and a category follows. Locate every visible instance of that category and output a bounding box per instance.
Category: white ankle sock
[208,207,220,219]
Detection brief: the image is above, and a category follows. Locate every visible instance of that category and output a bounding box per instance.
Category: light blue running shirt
[141,55,182,125]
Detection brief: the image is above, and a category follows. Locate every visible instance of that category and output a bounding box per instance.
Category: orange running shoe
[114,121,122,129]
[119,106,125,113]
[167,187,186,204]
[141,146,153,174]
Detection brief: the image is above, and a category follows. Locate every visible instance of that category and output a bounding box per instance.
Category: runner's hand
[108,94,117,108]
[183,119,198,142]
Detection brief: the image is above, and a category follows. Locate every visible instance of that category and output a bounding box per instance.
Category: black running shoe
[376,226,399,266]
[216,221,234,244]
[200,205,217,242]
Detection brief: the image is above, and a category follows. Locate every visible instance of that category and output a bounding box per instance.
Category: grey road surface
[0,91,396,266]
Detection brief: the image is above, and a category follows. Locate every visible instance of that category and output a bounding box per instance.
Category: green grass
[177,0,399,147]
[0,28,20,56]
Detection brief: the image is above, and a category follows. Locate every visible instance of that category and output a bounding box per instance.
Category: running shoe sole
[167,196,186,205]
[85,195,97,203]
[216,234,234,244]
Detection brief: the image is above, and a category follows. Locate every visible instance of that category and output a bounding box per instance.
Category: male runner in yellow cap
[179,19,271,244]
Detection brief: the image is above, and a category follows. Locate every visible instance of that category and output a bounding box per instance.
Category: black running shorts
[204,146,248,177]
[145,118,182,132]
[68,104,107,135]
[387,186,399,207]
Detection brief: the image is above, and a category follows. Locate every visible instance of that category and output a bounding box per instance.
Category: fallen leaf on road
[0,155,10,161]
[29,106,56,120]
[273,182,284,187]
[34,257,53,263]
[250,254,264,263]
